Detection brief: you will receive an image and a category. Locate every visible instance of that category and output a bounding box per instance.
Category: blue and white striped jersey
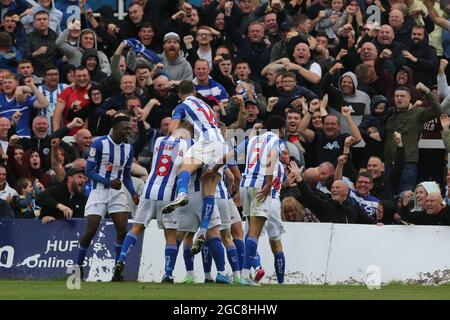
[271,161,286,200]
[240,132,287,189]
[38,83,68,133]
[172,95,225,143]
[87,135,134,190]
[143,136,188,201]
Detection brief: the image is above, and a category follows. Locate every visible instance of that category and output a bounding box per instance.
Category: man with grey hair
[396,192,450,225]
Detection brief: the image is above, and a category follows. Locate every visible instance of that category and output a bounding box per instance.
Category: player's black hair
[178,80,195,96]
[111,114,131,128]
[264,115,286,131]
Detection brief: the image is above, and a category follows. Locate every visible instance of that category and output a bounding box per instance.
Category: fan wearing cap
[75,114,139,279]
[36,165,87,224]
[159,32,193,81]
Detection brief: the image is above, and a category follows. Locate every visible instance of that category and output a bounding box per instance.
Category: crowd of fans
[0,0,450,226]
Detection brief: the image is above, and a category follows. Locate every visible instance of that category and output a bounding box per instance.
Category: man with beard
[160,32,193,81]
[402,25,439,87]
[36,166,88,224]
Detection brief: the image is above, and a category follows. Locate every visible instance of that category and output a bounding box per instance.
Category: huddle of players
[76,80,288,286]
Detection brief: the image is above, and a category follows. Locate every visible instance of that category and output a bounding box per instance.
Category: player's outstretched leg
[221,229,241,284]
[76,215,102,280]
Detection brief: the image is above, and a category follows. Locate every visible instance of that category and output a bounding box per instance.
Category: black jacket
[297,180,375,224]
[400,206,450,226]
[36,183,87,219]
[24,28,59,77]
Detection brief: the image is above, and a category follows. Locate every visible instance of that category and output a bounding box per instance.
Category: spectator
[80,48,107,83]
[397,192,450,225]
[11,177,41,218]
[0,31,22,72]
[24,10,59,78]
[20,0,63,35]
[0,73,48,136]
[53,66,91,134]
[383,82,441,193]
[15,116,83,171]
[36,166,87,224]
[0,163,17,200]
[37,65,68,132]
[193,58,228,104]
[0,11,27,55]
[160,32,193,81]
[291,161,375,224]
[56,27,111,75]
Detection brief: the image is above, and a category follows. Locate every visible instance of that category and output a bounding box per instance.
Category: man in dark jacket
[403,25,439,87]
[24,10,59,77]
[397,192,450,225]
[14,116,84,171]
[36,166,87,224]
[290,161,375,224]
[81,48,107,84]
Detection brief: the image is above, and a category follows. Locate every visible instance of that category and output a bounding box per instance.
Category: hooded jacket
[386,65,422,107]
[20,0,63,35]
[56,28,111,75]
[322,70,371,133]
[411,181,442,212]
[81,48,107,83]
[160,51,193,81]
[358,95,391,140]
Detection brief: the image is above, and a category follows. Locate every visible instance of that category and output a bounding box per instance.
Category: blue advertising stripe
[0,219,142,281]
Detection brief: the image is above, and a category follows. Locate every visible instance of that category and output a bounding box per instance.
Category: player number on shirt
[156,155,172,177]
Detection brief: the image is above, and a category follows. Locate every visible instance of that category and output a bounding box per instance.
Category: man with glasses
[347,172,380,219]
[38,65,68,132]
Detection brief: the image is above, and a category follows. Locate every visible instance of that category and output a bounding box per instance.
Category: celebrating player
[75,114,139,279]
[162,80,228,255]
[112,123,192,282]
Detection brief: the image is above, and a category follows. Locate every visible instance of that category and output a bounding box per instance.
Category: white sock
[217,271,226,276]
[233,271,241,280]
[242,269,251,279]
[187,271,195,277]
[204,272,213,280]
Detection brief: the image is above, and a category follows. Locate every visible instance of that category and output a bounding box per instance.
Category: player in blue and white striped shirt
[210,115,287,286]
[76,114,139,279]
[112,124,191,282]
[162,80,228,256]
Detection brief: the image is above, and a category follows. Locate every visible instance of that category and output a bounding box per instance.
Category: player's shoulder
[92,136,108,148]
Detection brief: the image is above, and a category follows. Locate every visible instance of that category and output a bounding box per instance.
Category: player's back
[144,136,188,201]
[271,161,286,200]
[172,96,224,143]
[88,135,133,190]
[241,131,285,189]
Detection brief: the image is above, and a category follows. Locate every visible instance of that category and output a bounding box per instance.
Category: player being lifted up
[210,115,288,286]
[112,123,193,282]
[162,80,228,255]
[76,114,139,279]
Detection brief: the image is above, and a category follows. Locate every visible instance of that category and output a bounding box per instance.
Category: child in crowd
[11,178,42,219]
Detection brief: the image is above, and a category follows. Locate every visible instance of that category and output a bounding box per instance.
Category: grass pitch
[1,280,450,300]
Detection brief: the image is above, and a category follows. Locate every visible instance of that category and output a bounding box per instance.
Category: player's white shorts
[216,198,231,230]
[85,188,130,218]
[240,187,272,219]
[266,198,285,241]
[134,198,178,229]
[178,191,221,233]
[228,198,241,225]
[184,141,228,169]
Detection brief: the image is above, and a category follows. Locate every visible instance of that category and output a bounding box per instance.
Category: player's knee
[269,239,283,253]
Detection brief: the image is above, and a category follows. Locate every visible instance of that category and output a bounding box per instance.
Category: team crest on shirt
[43,148,50,155]
[89,148,96,157]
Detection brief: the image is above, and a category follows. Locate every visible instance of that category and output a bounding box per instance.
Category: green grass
[1,280,450,300]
